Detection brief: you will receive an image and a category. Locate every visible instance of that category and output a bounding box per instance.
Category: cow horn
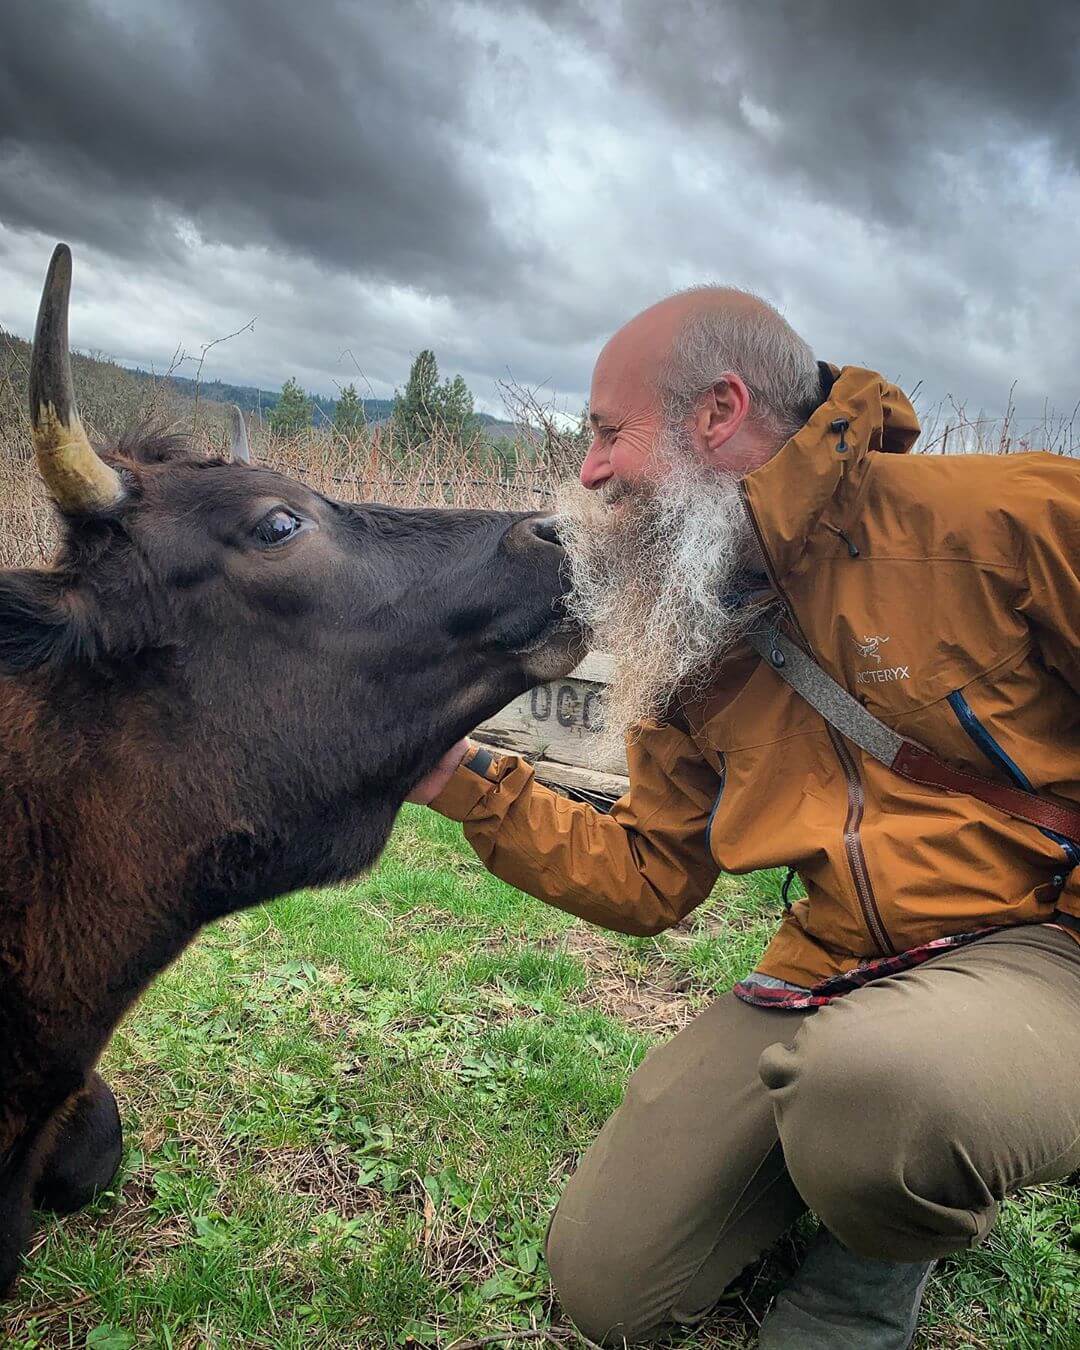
[229,404,251,463]
[29,244,124,514]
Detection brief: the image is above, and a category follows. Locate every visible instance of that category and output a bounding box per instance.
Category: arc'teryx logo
[852,634,889,665]
[852,632,910,684]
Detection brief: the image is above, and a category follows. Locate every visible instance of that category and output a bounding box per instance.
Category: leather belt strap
[748,627,1080,847]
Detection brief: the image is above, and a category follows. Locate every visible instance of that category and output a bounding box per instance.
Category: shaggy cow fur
[0,427,575,1292]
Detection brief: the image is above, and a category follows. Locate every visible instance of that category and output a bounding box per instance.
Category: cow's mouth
[494,588,578,656]
[510,611,586,686]
[513,614,580,657]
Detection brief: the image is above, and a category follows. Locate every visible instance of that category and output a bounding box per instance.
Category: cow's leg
[0,1060,95,1296]
[0,1126,45,1297]
[34,1073,123,1216]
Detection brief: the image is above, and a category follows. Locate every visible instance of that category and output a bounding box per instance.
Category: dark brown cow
[0,246,580,1292]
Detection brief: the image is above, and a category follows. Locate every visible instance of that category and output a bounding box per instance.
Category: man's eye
[252,508,303,547]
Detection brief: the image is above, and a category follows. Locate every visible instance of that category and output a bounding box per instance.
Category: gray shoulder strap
[746,625,1080,848]
[747,627,903,767]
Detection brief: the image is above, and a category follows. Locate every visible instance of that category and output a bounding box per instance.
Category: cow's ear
[0,570,95,675]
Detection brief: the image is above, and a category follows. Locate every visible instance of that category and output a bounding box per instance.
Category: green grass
[4,807,1078,1349]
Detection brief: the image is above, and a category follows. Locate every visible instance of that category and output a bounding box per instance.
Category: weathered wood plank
[567,651,614,683]
[532,759,629,801]
[473,651,628,801]
[476,671,627,776]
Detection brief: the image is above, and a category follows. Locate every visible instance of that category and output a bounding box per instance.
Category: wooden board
[474,653,629,804]
[532,758,629,803]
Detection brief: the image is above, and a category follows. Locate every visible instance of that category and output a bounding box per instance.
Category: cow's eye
[252,508,303,547]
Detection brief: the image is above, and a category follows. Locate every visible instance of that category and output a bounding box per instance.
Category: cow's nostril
[529,515,563,548]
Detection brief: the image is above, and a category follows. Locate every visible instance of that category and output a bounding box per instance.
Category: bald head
[596,287,774,392]
[582,286,818,490]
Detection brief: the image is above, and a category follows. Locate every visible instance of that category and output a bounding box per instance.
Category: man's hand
[406,738,473,805]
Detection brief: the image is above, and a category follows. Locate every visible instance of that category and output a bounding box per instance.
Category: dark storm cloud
[524,0,1080,230]
[1,0,1077,419]
[0,0,520,293]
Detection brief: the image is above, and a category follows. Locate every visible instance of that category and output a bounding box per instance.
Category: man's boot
[757,1227,934,1349]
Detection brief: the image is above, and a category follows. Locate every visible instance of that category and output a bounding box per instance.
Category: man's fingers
[405,738,474,805]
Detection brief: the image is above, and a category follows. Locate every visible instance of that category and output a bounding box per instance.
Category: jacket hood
[741,365,921,582]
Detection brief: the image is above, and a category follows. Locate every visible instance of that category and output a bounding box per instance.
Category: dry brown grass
[0,332,582,569]
[539,927,706,1034]
[252,420,567,514]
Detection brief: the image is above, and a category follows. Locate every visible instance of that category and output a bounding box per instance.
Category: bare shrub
[912,383,1080,456]
[254,420,556,514]
[0,340,569,567]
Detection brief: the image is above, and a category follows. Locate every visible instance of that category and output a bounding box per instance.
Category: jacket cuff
[428,743,503,821]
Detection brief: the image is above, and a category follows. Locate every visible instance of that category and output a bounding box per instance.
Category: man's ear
[0,570,96,675]
[697,374,752,453]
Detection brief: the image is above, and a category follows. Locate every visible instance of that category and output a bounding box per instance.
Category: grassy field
[1,807,1077,1350]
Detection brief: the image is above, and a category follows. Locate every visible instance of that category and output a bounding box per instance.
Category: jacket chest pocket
[941,686,1080,873]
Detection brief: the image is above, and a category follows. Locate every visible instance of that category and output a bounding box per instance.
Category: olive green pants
[546,924,1080,1345]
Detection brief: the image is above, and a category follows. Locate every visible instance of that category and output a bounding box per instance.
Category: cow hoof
[35,1075,123,1215]
[0,1183,34,1298]
[0,1248,22,1301]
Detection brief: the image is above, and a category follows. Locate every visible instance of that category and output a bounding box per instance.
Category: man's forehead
[589,331,662,421]
[589,288,761,420]
[589,296,694,418]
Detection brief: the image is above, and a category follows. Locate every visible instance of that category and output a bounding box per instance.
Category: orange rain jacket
[432,366,1080,986]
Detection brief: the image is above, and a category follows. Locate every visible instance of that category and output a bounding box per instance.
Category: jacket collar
[740,365,920,583]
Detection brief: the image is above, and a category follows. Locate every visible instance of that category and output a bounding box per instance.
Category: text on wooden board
[529,682,605,732]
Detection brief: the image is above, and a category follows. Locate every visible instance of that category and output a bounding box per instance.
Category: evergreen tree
[392,350,478,447]
[267,377,312,435]
[442,373,479,443]
[334,383,365,434]
[391,349,440,446]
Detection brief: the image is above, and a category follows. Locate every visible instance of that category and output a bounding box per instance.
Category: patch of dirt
[252,1141,384,1217]
[543,928,708,1034]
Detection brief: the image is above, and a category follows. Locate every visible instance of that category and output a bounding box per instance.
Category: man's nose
[579,441,612,490]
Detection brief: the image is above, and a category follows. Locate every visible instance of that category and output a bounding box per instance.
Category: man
[410,290,1080,1347]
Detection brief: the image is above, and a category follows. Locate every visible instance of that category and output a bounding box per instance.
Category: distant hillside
[151,373,517,434]
[1,327,196,441]
[141,372,395,426]
[2,329,523,445]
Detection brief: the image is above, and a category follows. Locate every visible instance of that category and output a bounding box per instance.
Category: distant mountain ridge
[133,371,514,432]
[2,324,520,438]
[131,371,396,425]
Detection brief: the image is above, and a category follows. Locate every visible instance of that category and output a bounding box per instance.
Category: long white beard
[556,429,756,764]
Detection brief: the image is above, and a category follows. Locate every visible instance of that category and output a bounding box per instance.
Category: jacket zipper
[704,755,727,851]
[947,690,1080,871]
[737,480,895,957]
[825,723,893,954]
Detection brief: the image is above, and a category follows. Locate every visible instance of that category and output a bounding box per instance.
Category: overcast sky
[2,0,1078,426]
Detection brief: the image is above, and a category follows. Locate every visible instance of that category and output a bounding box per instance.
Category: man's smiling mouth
[601,480,634,510]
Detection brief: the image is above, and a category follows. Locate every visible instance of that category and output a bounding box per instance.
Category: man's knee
[546,1197,667,1345]
[759,1014,993,1260]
